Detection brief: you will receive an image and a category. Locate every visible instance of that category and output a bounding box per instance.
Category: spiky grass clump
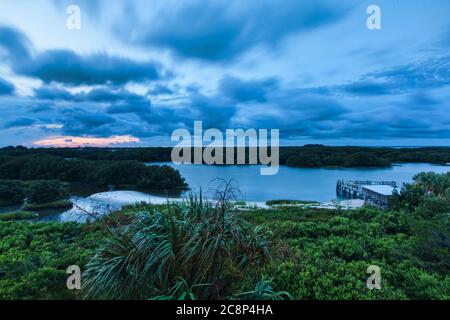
[83,193,271,299]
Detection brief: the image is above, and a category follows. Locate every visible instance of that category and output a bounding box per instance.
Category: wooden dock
[336,180,397,208]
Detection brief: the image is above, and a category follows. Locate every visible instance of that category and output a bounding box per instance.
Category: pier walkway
[336,180,397,209]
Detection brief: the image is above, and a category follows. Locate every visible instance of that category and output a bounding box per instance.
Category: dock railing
[336,179,397,208]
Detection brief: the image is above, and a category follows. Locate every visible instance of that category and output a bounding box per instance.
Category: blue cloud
[366,55,450,93]
[35,86,149,104]
[116,0,349,61]
[0,25,31,64]
[4,117,35,128]
[34,86,74,101]
[106,100,150,115]
[148,84,175,96]
[59,107,117,135]
[339,81,391,96]
[0,78,14,95]
[304,55,450,97]
[22,50,162,86]
[219,76,279,102]
[0,26,165,86]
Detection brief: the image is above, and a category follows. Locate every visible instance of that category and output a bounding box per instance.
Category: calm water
[151,163,450,202]
[2,162,448,222]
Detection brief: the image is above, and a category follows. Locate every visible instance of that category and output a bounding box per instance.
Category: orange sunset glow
[32,135,140,147]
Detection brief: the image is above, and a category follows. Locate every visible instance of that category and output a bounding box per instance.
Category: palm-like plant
[83,190,271,299]
[230,278,293,300]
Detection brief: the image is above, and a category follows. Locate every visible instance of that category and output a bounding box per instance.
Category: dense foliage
[0,180,25,206]
[0,222,99,299]
[0,172,448,300]
[25,180,68,204]
[0,179,68,206]
[2,145,450,168]
[242,207,448,299]
[0,154,188,193]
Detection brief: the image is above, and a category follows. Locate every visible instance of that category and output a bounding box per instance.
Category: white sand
[88,190,179,206]
[57,191,365,222]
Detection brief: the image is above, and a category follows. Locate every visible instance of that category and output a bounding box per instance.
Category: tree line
[1,145,449,168]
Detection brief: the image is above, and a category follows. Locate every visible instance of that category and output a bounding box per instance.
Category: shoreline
[53,190,366,223]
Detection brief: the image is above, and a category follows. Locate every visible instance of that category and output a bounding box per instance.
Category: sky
[0,0,449,148]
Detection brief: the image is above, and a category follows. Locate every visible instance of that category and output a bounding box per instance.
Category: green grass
[23,199,73,211]
[0,211,38,221]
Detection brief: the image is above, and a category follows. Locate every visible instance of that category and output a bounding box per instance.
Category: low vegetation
[0,172,448,300]
[0,211,37,222]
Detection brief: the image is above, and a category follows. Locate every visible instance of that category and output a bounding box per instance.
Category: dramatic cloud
[116,0,349,61]
[21,50,162,86]
[1,1,450,146]
[0,26,32,64]
[0,25,164,86]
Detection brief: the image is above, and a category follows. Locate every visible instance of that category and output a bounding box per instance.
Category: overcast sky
[0,0,449,147]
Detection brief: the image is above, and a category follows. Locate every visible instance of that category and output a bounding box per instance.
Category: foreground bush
[83,194,272,299]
